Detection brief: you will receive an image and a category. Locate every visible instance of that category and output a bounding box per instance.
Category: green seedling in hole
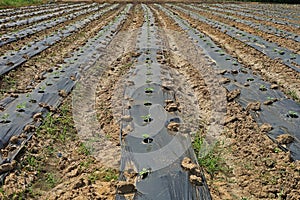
[26,93,31,98]
[146,71,153,75]
[139,168,150,179]
[146,79,152,84]
[39,85,46,91]
[144,87,154,93]
[259,85,267,91]
[16,102,26,110]
[247,77,254,81]
[1,113,9,122]
[290,53,296,59]
[267,97,274,100]
[288,110,298,118]
[141,114,151,122]
[142,134,150,139]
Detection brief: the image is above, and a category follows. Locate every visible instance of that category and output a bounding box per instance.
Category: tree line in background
[234,0,299,3]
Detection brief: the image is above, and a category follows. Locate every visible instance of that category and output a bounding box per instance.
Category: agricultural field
[0,1,299,199]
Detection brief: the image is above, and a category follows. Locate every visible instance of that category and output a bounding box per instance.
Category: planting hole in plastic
[144,101,152,106]
[143,137,153,144]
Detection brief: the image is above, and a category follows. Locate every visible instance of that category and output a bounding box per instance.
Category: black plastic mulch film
[158,4,300,160]
[0,3,70,17]
[216,3,300,25]
[187,4,300,43]
[0,3,85,29]
[0,3,132,182]
[214,3,300,29]
[116,4,211,200]
[0,4,116,76]
[0,3,85,24]
[171,5,300,73]
[0,3,104,47]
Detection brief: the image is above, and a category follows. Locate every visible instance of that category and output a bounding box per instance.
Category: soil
[0,2,299,200]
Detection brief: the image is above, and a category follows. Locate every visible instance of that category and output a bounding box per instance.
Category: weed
[287,90,299,101]
[103,168,118,181]
[46,173,58,188]
[88,171,98,184]
[78,143,92,156]
[27,155,37,167]
[80,158,93,169]
[274,147,281,153]
[193,132,228,177]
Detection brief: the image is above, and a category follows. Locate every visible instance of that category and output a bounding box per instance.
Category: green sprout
[259,84,267,91]
[16,102,26,110]
[144,87,154,93]
[1,113,9,122]
[288,110,298,118]
[139,168,150,179]
[141,114,151,122]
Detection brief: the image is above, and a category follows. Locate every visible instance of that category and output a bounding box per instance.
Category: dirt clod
[276,134,294,145]
[227,89,240,101]
[189,174,203,186]
[167,122,180,132]
[246,101,261,111]
[116,181,136,194]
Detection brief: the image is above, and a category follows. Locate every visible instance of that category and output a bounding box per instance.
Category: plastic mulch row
[0,3,70,17]
[0,4,119,77]
[0,3,88,29]
[0,4,132,182]
[213,3,300,29]
[0,3,106,47]
[117,4,211,200]
[189,4,300,43]
[171,5,300,73]
[159,4,300,160]
[0,3,85,24]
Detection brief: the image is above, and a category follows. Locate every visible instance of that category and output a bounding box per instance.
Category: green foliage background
[0,0,46,8]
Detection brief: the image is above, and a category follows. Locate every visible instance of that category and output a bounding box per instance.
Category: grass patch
[0,0,46,8]
[193,131,229,178]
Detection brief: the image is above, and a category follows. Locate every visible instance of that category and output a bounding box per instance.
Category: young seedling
[139,168,150,179]
[1,113,10,123]
[144,101,152,106]
[288,110,298,118]
[259,84,267,91]
[16,102,26,112]
[146,71,153,76]
[144,87,154,93]
[141,114,152,123]
[246,77,254,81]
